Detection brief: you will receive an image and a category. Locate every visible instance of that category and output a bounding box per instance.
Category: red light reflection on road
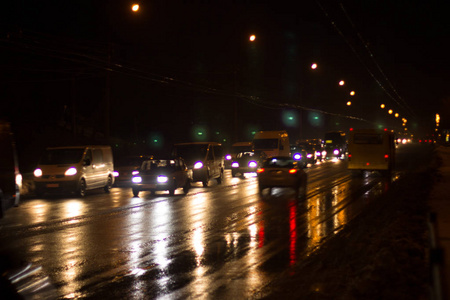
[289,201,297,266]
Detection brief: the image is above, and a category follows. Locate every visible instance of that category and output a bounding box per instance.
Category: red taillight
[289,169,297,174]
[257,168,265,173]
[384,154,389,159]
[366,162,370,166]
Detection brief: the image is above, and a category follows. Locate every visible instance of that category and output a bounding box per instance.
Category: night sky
[1,0,450,165]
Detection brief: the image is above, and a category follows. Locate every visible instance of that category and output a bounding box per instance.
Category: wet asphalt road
[0,144,429,299]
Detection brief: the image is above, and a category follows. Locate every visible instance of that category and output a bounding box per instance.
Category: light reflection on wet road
[0,154,401,299]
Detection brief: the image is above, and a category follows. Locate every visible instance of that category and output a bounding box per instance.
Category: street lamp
[346,101,352,106]
[131,4,140,12]
[311,63,318,70]
[339,80,345,86]
[380,104,385,109]
[249,34,256,42]
[350,91,355,96]
[388,109,393,114]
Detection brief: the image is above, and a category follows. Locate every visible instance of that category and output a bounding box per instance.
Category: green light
[198,132,203,136]
[314,117,319,120]
[153,139,158,143]
[216,131,220,135]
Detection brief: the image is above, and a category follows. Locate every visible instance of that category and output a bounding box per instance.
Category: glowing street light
[350,91,355,96]
[388,109,393,114]
[346,101,352,106]
[395,113,399,118]
[131,3,140,12]
[380,104,385,109]
[311,63,318,70]
[249,34,256,42]
[339,80,345,86]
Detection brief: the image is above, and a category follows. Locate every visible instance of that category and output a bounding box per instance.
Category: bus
[347,128,395,175]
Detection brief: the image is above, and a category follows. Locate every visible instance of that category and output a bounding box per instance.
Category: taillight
[257,168,265,173]
[289,169,297,174]
[384,154,389,159]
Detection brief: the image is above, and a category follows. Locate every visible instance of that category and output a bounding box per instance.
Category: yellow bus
[347,128,395,175]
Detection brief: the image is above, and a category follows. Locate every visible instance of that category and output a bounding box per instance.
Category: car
[172,142,224,187]
[257,156,307,198]
[113,155,153,186]
[230,151,260,178]
[296,142,318,165]
[290,145,308,168]
[225,141,253,168]
[131,157,192,197]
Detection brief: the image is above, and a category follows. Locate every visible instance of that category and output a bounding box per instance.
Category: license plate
[46,183,59,188]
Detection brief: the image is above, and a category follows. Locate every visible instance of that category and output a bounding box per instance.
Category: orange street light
[395,113,399,117]
[388,109,393,114]
[346,101,352,106]
[380,104,385,109]
[339,80,345,86]
[350,91,355,96]
[311,63,318,70]
[249,34,256,42]
[131,4,140,12]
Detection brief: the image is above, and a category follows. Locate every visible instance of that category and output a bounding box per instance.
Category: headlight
[132,170,140,175]
[113,171,119,177]
[15,174,22,186]
[248,161,257,168]
[225,154,232,160]
[132,176,142,183]
[316,151,321,156]
[333,149,340,155]
[293,153,301,160]
[34,168,42,177]
[322,151,327,156]
[157,175,168,183]
[231,162,239,168]
[65,167,77,176]
[194,161,204,169]
[307,153,313,159]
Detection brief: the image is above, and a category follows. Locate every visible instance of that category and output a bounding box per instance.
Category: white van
[347,128,395,175]
[252,130,290,158]
[34,145,114,197]
[172,142,224,187]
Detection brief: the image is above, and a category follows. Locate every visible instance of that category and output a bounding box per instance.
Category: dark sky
[1,0,450,152]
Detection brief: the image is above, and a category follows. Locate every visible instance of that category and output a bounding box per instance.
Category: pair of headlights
[132,175,168,184]
[231,161,258,168]
[34,167,77,177]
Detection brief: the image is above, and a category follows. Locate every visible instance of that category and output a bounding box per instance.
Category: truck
[252,130,290,158]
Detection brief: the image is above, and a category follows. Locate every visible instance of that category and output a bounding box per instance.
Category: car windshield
[172,144,208,161]
[231,145,252,154]
[263,157,295,168]
[39,149,85,165]
[237,152,254,159]
[141,159,178,170]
